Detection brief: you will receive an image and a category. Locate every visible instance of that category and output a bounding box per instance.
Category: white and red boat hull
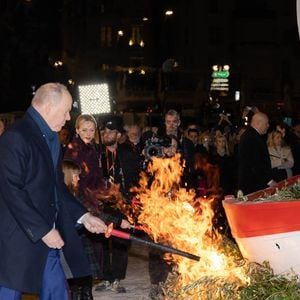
[223,175,300,276]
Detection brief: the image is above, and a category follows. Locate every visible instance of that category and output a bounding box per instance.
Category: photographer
[143,135,176,161]
[143,134,180,299]
[157,109,195,188]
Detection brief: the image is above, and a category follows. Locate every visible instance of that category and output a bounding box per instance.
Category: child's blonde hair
[62,160,81,193]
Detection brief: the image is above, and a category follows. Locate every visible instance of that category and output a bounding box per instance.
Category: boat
[223,175,300,276]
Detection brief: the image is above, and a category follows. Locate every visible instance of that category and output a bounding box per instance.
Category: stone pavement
[93,241,151,300]
[22,241,151,300]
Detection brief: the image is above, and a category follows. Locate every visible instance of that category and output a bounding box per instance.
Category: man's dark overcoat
[238,126,273,194]
[0,112,91,293]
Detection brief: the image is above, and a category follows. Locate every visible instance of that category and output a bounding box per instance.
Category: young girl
[63,160,81,195]
[62,159,132,299]
[62,160,95,300]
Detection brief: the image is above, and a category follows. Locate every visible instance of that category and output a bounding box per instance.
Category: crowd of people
[0,82,300,300]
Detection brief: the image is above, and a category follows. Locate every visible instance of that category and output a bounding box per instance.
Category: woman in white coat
[267,130,294,181]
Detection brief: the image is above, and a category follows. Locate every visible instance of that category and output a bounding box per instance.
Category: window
[100,26,112,47]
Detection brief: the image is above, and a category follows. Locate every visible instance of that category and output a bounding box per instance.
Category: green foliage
[164,240,300,300]
[254,180,300,202]
[240,262,300,300]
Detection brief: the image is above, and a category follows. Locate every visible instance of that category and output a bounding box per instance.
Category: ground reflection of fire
[131,154,249,299]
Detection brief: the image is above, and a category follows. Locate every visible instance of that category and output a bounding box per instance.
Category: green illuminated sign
[212,71,230,78]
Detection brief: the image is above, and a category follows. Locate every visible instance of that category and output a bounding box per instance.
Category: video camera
[143,136,172,160]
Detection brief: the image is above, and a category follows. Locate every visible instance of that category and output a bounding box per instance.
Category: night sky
[0,0,65,112]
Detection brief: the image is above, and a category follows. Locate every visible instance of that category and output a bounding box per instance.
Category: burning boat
[223,175,300,277]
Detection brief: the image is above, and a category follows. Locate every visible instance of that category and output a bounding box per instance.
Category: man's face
[165,115,180,135]
[260,117,270,135]
[127,127,141,144]
[45,91,72,132]
[215,136,226,149]
[102,128,120,146]
[188,132,199,146]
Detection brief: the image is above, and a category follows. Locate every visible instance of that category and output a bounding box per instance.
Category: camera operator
[157,109,195,189]
[144,134,179,299]
[143,135,174,160]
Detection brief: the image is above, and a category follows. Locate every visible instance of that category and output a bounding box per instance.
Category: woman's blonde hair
[75,114,97,129]
[214,134,230,156]
[267,130,283,148]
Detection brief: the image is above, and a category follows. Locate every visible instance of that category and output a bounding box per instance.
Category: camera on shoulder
[143,136,172,160]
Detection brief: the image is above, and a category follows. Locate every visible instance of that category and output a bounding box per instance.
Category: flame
[132,154,249,297]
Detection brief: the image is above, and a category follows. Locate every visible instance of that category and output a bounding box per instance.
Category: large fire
[132,154,249,298]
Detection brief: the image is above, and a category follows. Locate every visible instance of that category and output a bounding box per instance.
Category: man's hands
[81,212,107,234]
[42,228,64,249]
[120,219,134,229]
[42,213,107,249]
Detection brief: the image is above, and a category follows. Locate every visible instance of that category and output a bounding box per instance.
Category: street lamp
[165,10,174,16]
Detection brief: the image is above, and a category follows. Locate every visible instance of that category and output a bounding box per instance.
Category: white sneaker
[94,280,111,292]
[111,279,126,293]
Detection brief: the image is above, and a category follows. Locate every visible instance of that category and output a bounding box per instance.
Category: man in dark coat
[238,112,276,195]
[0,83,107,300]
[95,118,141,293]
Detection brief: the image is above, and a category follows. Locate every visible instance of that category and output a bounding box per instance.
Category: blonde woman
[267,130,294,181]
[210,134,235,196]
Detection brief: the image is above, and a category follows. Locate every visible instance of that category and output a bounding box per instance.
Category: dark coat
[0,113,91,293]
[100,142,141,197]
[64,135,105,212]
[238,126,273,194]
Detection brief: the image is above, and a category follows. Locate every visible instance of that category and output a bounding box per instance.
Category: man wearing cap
[95,117,141,293]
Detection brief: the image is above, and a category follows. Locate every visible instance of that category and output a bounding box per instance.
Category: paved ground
[93,241,151,300]
[22,241,151,300]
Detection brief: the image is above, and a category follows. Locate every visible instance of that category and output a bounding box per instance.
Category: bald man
[0,83,107,300]
[238,112,275,195]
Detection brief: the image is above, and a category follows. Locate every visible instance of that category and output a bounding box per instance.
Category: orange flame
[133,154,248,292]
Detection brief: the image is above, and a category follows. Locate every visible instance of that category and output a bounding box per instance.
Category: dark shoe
[82,286,93,300]
[111,279,126,293]
[70,285,83,300]
[94,280,111,292]
[149,283,164,300]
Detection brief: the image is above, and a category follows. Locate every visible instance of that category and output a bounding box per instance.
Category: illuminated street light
[142,17,149,21]
[223,65,230,71]
[129,39,134,46]
[165,10,174,16]
[140,40,145,47]
[78,83,111,115]
[54,60,63,68]
[68,79,75,86]
[117,30,124,36]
